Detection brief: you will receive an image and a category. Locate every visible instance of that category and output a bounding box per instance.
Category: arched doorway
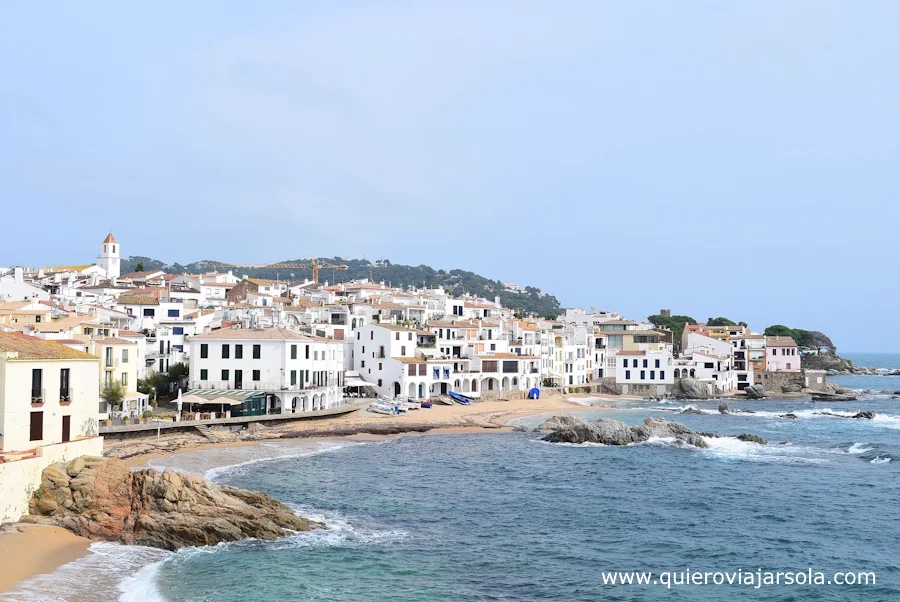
[408,382,417,398]
[689,369,695,378]
[512,377,518,388]
[674,369,681,378]
[463,379,471,393]
[393,382,402,397]
[302,396,310,411]
[291,396,300,412]
[471,380,478,392]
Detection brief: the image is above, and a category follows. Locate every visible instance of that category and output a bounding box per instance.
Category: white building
[0,332,104,523]
[614,349,674,395]
[96,232,121,279]
[189,327,345,413]
[353,324,429,398]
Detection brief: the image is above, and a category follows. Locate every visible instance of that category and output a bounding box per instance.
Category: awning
[344,377,374,388]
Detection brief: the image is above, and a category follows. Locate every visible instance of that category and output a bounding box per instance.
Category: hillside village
[0,232,834,522]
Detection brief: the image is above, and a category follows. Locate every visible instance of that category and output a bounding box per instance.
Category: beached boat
[449,391,472,406]
[406,400,421,410]
[369,402,396,415]
[420,401,433,408]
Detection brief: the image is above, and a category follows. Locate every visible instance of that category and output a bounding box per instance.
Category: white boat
[406,400,421,410]
[368,402,396,415]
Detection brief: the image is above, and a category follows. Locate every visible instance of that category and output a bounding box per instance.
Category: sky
[2,1,898,351]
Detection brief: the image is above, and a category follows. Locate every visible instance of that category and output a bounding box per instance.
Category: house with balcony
[0,332,104,522]
[90,336,146,417]
[189,326,345,414]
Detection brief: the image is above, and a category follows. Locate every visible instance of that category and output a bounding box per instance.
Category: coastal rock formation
[679,407,705,415]
[542,416,710,448]
[737,434,768,444]
[780,413,798,419]
[24,457,320,551]
[744,384,766,399]
[672,378,711,400]
[853,411,876,420]
[718,403,730,414]
[811,393,857,402]
[781,384,803,394]
[537,415,588,431]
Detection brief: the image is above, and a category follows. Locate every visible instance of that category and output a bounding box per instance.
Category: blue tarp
[528,388,540,399]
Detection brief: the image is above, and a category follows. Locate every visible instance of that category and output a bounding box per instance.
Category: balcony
[59,387,72,405]
[31,388,45,406]
[105,358,120,368]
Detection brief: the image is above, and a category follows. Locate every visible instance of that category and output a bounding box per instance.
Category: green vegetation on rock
[648,314,697,342]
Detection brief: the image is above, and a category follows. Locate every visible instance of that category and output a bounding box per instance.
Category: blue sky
[2,1,898,351]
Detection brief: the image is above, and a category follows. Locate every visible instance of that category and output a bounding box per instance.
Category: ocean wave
[870,456,892,464]
[847,442,875,454]
[4,542,171,602]
[535,439,608,448]
[700,436,827,465]
[650,404,716,414]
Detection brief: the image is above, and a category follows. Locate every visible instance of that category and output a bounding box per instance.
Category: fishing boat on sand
[449,391,473,406]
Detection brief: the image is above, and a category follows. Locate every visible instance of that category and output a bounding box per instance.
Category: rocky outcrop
[852,411,876,419]
[672,378,711,400]
[24,457,321,551]
[718,404,730,414]
[811,393,857,402]
[542,416,710,448]
[737,434,768,444]
[537,415,588,431]
[744,384,766,399]
[679,407,705,415]
[781,383,803,394]
[780,413,798,419]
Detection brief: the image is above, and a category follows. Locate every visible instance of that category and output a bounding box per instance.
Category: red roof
[103,232,118,244]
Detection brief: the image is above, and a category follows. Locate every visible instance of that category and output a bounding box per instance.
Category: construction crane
[199,255,348,285]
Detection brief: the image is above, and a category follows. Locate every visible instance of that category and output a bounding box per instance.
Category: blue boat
[420,401,433,408]
[449,391,472,406]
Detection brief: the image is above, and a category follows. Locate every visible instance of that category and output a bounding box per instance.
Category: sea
[5,359,900,601]
[830,352,900,392]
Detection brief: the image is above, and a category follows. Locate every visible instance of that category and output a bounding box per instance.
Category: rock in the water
[718,404,730,414]
[744,384,766,399]
[780,413,798,419]
[537,415,587,431]
[672,378,711,400]
[737,433,768,444]
[852,411,876,420]
[679,407,705,415]
[811,393,857,402]
[835,388,853,395]
[541,416,709,448]
[25,457,321,551]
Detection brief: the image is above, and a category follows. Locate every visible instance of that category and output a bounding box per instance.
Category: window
[408,364,416,376]
[704,362,714,369]
[370,332,374,340]
[660,371,665,380]
[622,359,628,367]
[632,359,638,368]
[253,344,261,359]
[200,369,208,380]
[361,360,366,368]
[378,363,382,370]
[625,370,631,380]
[252,370,260,381]
[235,344,243,359]
[418,364,426,376]
[640,371,645,380]
[291,345,297,359]
[314,351,318,360]
[105,347,113,367]
[305,345,310,359]
[377,379,383,387]
[143,308,155,317]
[290,370,297,386]
[35,315,41,323]
[59,368,70,398]
[222,345,230,359]
[173,327,184,335]
[655,359,660,368]
[31,368,42,399]
[643,359,648,368]
[357,332,360,340]
[650,371,655,380]
[408,332,413,341]
[200,344,208,358]
[30,412,43,441]
[401,346,406,355]
[167,309,180,318]
[105,371,112,387]
[122,349,129,363]
[490,344,496,351]
[786,363,791,370]
[221,370,229,381]
[121,373,128,386]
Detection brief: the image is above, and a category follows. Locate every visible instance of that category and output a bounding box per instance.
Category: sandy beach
[1,394,623,594]
[0,524,93,593]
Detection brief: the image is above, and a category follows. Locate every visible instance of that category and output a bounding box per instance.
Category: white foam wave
[847,442,874,454]
[3,542,171,602]
[650,404,716,414]
[870,456,892,464]
[535,439,608,448]
[270,507,410,549]
[700,436,826,464]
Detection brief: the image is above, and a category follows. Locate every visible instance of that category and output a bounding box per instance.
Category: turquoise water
[7,396,900,601]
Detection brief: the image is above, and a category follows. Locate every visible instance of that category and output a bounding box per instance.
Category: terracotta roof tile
[0,332,98,360]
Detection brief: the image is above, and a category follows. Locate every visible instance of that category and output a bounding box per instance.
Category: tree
[707,317,737,327]
[764,325,794,338]
[135,262,144,272]
[648,314,697,343]
[101,381,125,410]
[167,362,190,381]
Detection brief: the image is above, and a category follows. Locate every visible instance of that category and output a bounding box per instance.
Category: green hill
[120,256,562,317]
